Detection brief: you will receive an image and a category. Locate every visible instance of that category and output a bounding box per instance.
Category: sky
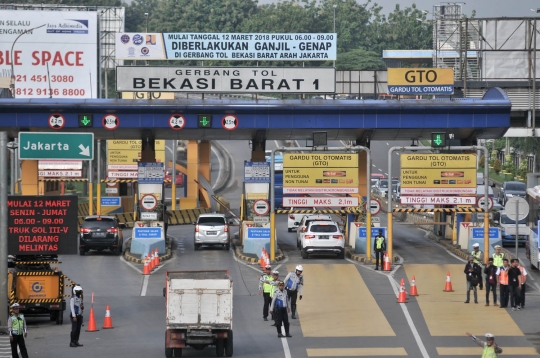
[256,0,540,18]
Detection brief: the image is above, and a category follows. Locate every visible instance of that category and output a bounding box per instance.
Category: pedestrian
[466,332,503,357]
[517,260,528,309]
[70,285,85,347]
[269,281,292,338]
[268,270,280,326]
[8,303,29,358]
[284,265,304,319]
[258,265,274,321]
[496,259,510,308]
[471,243,484,290]
[507,259,522,311]
[492,245,505,269]
[374,229,386,270]
[464,256,481,304]
[484,257,498,306]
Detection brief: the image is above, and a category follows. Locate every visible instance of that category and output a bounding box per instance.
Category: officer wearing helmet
[466,332,503,357]
[8,302,29,358]
[471,243,484,290]
[70,285,85,347]
[284,265,304,319]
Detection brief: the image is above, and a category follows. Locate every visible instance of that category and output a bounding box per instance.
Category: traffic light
[198,114,212,128]
[78,114,93,127]
[431,132,447,148]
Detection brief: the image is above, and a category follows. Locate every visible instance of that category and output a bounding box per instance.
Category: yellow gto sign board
[400,168,477,188]
[107,140,166,165]
[283,154,358,194]
[401,154,476,169]
[387,68,454,95]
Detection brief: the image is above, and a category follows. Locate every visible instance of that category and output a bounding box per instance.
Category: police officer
[471,243,484,290]
[269,281,292,338]
[492,245,505,269]
[374,229,386,270]
[466,332,503,357]
[269,270,280,326]
[284,265,304,319]
[8,303,29,358]
[70,285,84,347]
[258,265,274,321]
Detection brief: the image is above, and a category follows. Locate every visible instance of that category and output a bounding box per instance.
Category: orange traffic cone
[383,252,391,271]
[142,259,151,275]
[263,248,270,265]
[153,248,160,267]
[260,248,267,268]
[149,253,156,270]
[102,305,114,329]
[410,276,419,296]
[85,307,99,332]
[397,280,407,303]
[443,271,454,292]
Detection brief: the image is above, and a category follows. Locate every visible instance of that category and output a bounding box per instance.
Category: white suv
[286,208,317,232]
[299,221,345,259]
[295,214,333,245]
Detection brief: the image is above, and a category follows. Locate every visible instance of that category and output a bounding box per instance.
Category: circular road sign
[364,198,381,216]
[168,114,186,130]
[504,197,529,221]
[222,115,239,130]
[102,114,120,130]
[140,194,158,211]
[252,199,270,216]
[476,196,494,211]
[48,113,65,130]
[106,179,117,187]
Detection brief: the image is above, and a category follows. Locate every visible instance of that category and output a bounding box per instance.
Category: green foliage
[479,155,485,168]
[331,49,386,71]
[493,158,502,174]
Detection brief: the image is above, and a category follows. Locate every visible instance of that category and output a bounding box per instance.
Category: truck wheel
[225,330,233,357]
[165,348,173,358]
[216,338,225,356]
[50,311,57,321]
[173,348,182,357]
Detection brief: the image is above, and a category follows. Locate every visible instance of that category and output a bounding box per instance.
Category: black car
[498,181,526,206]
[79,216,125,255]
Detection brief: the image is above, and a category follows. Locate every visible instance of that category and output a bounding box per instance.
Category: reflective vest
[270,286,278,298]
[263,276,274,293]
[492,253,504,267]
[482,344,499,358]
[499,267,509,285]
[11,314,24,335]
[471,250,482,264]
[376,237,384,250]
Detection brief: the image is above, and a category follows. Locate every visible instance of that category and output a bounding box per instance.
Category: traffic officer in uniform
[471,243,484,290]
[492,245,505,269]
[374,229,386,270]
[258,265,274,321]
[466,332,503,357]
[8,303,29,358]
[269,270,280,326]
[284,265,304,319]
[70,285,85,347]
[269,281,292,338]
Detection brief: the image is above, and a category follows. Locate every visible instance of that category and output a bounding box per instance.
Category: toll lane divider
[345,247,399,264]
[124,246,173,265]
[232,239,285,264]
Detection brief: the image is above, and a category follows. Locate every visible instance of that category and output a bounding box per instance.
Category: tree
[330,48,386,70]
[493,158,502,175]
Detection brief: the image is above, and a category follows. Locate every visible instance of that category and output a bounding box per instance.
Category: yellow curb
[124,247,172,264]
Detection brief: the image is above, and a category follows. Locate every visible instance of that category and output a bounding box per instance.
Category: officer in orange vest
[496,258,510,308]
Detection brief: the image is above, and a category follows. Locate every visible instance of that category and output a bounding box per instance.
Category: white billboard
[116,66,335,93]
[115,33,337,61]
[0,10,98,98]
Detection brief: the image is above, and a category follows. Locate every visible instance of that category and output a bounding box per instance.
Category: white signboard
[140,212,158,221]
[39,160,82,170]
[476,196,494,210]
[108,171,138,178]
[105,188,118,194]
[0,10,98,98]
[283,187,358,194]
[115,33,337,61]
[38,170,81,177]
[365,199,381,215]
[252,199,270,216]
[116,66,335,93]
[401,188,477,195]
[282,196,359,207]
[140,194,158,211]
[108,164,138,170]
[401,196,477,205]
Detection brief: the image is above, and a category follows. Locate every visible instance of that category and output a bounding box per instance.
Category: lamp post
[10,24,45,98]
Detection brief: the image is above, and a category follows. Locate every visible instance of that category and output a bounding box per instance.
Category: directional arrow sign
[18,132,94,160]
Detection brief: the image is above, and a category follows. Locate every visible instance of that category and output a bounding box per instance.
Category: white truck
[164,270,233,357]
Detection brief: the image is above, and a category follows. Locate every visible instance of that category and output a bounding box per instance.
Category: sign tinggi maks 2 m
[283,153,358,194]
[116,67,335,93]
[8,196,78,255]
[115,33,337,61]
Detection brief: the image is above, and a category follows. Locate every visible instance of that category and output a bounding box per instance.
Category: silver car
[194,213,231,250]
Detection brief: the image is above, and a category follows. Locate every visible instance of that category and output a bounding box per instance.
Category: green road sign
[198,114,212,128]
[18,132,94,160]
[431,132,446,148]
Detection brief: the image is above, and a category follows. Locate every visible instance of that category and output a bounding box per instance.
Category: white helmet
[73,285,83,295]
[485,333,495,338]
[295,265,303,272]
[11,303,19,309]
[272,270,279,275]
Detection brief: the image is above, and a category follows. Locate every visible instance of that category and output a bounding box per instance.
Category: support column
[251,130,266,162]
[357,149,370,259]
[199,140,211,208]
[184,140,199,209]
[21,160,41,195]
[141,130,156,162]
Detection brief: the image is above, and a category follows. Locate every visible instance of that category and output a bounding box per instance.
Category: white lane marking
[419,229,467,263]
[388,275,430,358]
[378,168,382,172]
[372,164,376,167]
[386,143,389,145]
[280,326,292,358]
[120,255,143,274]
[384,173,389,176]
[140,275,149,296]
[535,282,540,292]
[232,249,264,274]
[274,253,289,272]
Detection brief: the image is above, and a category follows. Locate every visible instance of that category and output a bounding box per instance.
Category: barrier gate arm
[387,146,489,263]
[194,179,241,223]
[271,146,371,262]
